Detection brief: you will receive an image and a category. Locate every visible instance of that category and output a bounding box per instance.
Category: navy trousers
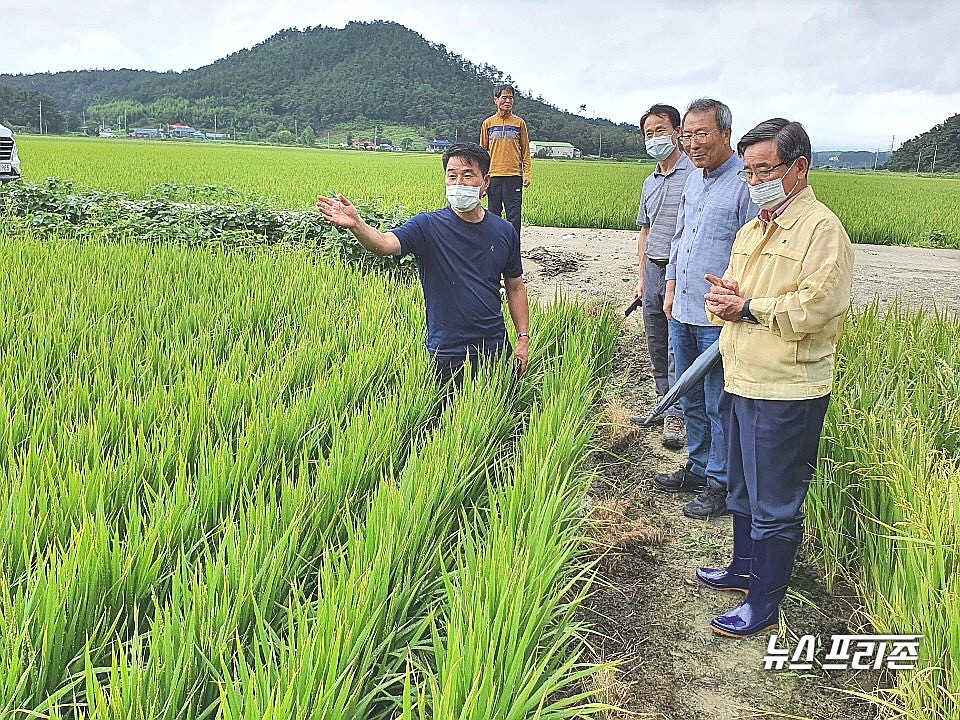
[432,345,513,407]
[487,176,523,238]
[721,391,830,543]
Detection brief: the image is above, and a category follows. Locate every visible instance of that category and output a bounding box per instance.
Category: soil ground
[519,226,960,719]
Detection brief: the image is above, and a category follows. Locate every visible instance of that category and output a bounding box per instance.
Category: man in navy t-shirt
[317,142,530,387]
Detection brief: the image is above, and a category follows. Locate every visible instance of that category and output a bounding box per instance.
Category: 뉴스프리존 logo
[763,634,922,671]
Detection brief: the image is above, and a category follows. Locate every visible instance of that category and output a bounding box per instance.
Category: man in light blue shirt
[657,98,759,520]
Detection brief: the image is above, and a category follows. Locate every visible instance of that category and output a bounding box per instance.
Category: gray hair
[683,98,733,133]
[737,118,812,164]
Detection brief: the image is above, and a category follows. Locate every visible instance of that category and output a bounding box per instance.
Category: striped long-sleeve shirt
[480,113,532,181]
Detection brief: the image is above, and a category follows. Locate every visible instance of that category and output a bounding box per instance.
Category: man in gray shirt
[631,104,693,449]
[656,98,759,520]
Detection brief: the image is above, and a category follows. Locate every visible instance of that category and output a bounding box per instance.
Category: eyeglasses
[679,129,718,144]
[736,158,798,182]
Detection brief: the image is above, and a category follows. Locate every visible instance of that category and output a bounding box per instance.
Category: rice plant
[808,302,960,719]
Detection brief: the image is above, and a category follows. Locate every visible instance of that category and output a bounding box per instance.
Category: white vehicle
[0,123,22,183]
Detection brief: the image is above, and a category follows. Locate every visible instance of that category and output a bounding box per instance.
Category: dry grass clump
[587,498,664,550]
[596,402,642,453]
[589,665,634,718]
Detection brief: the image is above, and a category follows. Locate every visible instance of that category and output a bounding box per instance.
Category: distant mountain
[0,21,643,157]
[887,113,960,173]
[812,150,891,170]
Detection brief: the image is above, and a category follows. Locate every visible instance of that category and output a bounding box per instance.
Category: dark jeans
[488,176,523,238]
[722,392,831,543]
[641,259,681,419]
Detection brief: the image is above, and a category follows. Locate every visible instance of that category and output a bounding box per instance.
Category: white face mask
[748,159,800,210]
[446,184,482,212]
[645,135,676,162]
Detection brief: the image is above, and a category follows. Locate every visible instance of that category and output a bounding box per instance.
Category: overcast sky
[6,0,958,151]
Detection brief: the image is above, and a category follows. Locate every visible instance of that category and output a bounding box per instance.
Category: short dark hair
[442,142,491,176]
[683,98,732,133]
[640,104,681,131]
[493,83,516,98]
[737,118,811,164]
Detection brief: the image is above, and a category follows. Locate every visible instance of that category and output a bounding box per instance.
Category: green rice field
[0,229,619,718]
[2,134,959,719]
[17,135,960,247]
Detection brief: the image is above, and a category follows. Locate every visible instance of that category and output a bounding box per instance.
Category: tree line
[887,113,960,173]
[0,85,68,133]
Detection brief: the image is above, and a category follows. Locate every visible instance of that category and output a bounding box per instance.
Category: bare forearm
[349,221,400,256]
[637,227,649,268]
[504,278,530,334]
[317,193,401,255]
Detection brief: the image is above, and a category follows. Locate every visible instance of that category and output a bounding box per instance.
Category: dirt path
[520,226,960,314]
[518,227,960,719]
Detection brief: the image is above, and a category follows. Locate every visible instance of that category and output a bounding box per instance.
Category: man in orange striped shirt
[480,84,532,239]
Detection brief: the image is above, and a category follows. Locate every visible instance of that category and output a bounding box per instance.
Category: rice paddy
[0,229,619,718]
[3,134,959,719]
[16,135,960,247]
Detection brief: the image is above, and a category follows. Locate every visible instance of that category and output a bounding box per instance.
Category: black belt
[648,257,669,268]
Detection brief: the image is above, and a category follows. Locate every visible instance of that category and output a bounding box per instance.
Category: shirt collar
[756,186,815,230]
[702,151,740,181]
[655,152,693,178]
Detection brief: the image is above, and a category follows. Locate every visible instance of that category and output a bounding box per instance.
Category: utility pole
[39,99,43,134]
[593,110,602,158]
[874,146,879,171]
[932,143,938,172]
[916,149,923,174]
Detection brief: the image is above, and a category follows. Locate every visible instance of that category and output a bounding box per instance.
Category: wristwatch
[518,332,530,339]
[741,300,759,324]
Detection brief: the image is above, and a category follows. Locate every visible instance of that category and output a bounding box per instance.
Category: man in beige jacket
[695,118,854,639]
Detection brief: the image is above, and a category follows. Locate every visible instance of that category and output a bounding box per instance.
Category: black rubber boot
[696,513,752,593]
[710,536,799,638]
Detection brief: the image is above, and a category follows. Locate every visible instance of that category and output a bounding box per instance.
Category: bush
[0,178,417,277]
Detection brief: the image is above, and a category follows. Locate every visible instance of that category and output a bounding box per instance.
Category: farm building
[168,124,205,139]
[530,141,579,159]
[426,140,453,153]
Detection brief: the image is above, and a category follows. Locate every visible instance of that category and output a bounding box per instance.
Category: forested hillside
[888,113,960,172]
[1,21,644,156]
